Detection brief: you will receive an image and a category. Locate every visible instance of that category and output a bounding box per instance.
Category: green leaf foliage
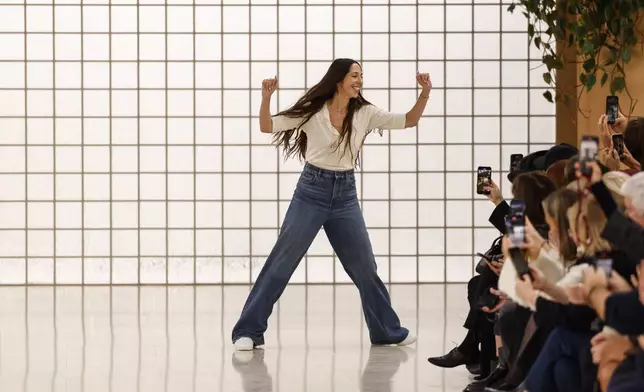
[507,0,642,104]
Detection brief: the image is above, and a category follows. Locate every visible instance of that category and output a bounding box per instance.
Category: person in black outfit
[428,171,556,385]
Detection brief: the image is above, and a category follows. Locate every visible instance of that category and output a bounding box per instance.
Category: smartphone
[596,252,613,279]
[509,247,531,278]
[606,95,619,125]
[476,166,492,195]
[612,133,625,157]
[580,135,599,177]
[507,200,526,247]
[510,154,524,173]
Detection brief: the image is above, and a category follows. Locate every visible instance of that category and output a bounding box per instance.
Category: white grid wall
[0,0,555,285]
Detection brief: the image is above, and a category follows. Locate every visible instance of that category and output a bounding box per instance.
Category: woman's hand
[612,111,629,134]
[501,217,542,260]
[582,266,608,294]
[528,265,548,290]
[522,217,546,260]
[483,179,503,206]
[574,161,602,185]
[598,112,627,146]
[598,114,613,150]
[515,274,538,307]
[481,287,507,313]
[621,144,641,171]
[597,112,638,170]
[416,72,432,94]
[591,334,631,364]
[591,331,609,346]
[598,147,621,171]
[261,76,279,99]
[609,270,633,293]
[487,257,504,276]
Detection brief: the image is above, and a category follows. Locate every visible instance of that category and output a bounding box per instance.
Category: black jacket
[605,291,644,336]
[591,180,644,264]
[488,201,549,238]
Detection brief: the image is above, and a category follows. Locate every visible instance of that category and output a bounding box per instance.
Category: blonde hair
[603,171,630,207]
[567,196,612,257]
[565,172,627,209]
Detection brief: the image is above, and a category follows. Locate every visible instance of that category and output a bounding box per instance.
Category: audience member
[427,112,644,392]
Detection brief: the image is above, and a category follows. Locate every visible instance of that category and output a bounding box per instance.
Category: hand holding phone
[507,200,526,247]
[606,96,619,125]
[596,254,613,279]
[580,135,599,177]
[476,166,492,195]
[510,154,523,173]
[509,247,532,279]
[612,133,625,158]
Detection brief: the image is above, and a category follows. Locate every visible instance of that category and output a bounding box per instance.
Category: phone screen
[510,154,523,172]
[606,95,619,125]
[476,167,492,195]
[580,136,599,161]
[580,135,599,176]
[508,200,526,246]
[596,255,613,278]
[613,133,625,157]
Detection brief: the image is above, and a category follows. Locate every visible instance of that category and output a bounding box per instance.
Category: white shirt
[498,247,565,310]
[271,104,407,171]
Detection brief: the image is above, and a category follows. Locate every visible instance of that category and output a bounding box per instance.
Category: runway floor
[0,284,472,392]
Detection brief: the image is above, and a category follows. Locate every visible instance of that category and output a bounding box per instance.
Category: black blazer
[605,291,644,336]
[489,201,511,234]
[591,180,644,265]
[488,200,550,239]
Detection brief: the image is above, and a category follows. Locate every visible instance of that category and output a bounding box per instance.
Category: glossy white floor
[0,284,472,392]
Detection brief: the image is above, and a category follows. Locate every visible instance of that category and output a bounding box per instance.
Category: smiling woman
[231,58,432,351]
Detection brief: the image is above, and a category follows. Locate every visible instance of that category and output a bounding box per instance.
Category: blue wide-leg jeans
[231,163,409,346]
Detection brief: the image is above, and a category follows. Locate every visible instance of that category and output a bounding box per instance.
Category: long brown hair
[542,188,578,262]
[272,58,373,165]
[511,171,557,226]
[624,117,644,167]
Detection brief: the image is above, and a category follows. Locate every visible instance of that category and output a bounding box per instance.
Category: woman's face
[337,63,363,98]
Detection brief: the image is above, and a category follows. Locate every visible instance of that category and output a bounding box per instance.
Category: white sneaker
[373,331,417,347]
[234,337,264,351]
[395,332,417,347]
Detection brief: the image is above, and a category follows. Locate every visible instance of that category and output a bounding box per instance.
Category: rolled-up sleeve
[365,105,407,130]
[271,115,304,133]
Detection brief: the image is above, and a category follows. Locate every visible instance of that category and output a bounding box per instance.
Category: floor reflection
[0,285,471,392]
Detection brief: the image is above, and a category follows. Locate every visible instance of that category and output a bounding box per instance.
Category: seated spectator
[433,110,644,392]
[427,172,556,383]
[508,194,637,392]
